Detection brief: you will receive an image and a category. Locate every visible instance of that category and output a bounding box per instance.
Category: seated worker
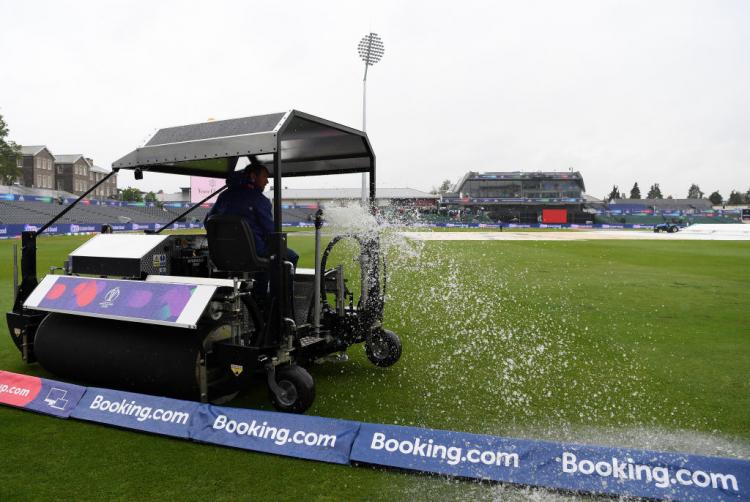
[205,160,299,303]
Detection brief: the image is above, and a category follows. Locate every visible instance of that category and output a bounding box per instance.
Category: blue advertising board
[2,369,749,500]
[351,423,750,500]
[0,221,678,239]
[72,387,200,439]
[0,221,212,239]
[0,370,85,418]
[191,405,359,465]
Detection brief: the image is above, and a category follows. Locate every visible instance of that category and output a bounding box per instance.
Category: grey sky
[2,0,748,199]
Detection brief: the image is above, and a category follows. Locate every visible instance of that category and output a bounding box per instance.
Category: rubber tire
[269,364,315,414]
[668,226,678,233]
[365,329,402,368]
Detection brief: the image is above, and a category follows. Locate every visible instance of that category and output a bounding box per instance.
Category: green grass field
[0,232,748,501]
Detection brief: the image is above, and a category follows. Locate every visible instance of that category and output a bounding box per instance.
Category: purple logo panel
[37,276,197,323]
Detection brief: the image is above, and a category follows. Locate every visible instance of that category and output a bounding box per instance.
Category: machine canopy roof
[113,110,374,179]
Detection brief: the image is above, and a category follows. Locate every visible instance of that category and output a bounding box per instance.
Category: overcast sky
[2,0,748,199]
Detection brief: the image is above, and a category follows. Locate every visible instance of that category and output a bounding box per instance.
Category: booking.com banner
[1,369,748,501]
[72,387,200,439]
[191,405,359,465]
[350,423,750,501]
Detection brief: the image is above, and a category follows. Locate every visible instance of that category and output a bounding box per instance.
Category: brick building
[17,145,117,197]
[19,145,56,189]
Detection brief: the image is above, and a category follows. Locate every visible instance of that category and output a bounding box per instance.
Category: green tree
[687,184,704,199]
[629,182,641,199]
[708,191,723,205]
[144,191,157,203]
[606,185,620,201]
[744,188,750,204]
[431,179,453,195]
[646,183,663,199]
[727,190,743,205]
[0,114,22,185]
[121,186,143,202]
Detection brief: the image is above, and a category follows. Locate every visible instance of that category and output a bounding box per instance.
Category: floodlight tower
[357,32,384,204]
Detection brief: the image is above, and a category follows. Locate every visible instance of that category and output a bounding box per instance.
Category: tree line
[606,182,750,205]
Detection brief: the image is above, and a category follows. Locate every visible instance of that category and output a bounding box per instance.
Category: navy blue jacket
[205,171,274,256]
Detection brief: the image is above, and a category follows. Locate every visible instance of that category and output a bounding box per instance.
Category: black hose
[318,233,387,310]
[319,235,346,309]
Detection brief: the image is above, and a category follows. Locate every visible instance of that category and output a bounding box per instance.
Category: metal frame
[113,110,376,181]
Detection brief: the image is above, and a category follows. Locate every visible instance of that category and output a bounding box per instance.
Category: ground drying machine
[6,110,402,413]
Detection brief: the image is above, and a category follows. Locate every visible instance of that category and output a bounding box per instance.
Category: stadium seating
[0,200,316,226]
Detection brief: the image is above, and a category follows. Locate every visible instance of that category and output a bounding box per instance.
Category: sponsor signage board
[192,405,359,465]
[72,388,199,438]
[1,369,749,501]
[24,275,215,329]
[0,370,85,418]
[351,423,749,501]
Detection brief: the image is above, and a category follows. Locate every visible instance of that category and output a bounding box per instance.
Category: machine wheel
[668,226,678,233]
[365,329,402,367]
[269,364,315,413]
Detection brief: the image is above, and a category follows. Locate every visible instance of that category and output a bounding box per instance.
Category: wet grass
[0,233,748,500]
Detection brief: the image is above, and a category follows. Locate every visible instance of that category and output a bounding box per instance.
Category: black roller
[35,313,224,399]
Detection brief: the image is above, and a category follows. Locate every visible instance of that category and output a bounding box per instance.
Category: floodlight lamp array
[358,33,385,65]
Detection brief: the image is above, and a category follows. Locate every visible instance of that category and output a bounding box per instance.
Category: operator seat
[205,214,270,343]
[204,214,269,273]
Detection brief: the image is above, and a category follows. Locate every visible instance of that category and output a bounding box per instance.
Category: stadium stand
[598,198,739,225]
[0,200,316,226]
